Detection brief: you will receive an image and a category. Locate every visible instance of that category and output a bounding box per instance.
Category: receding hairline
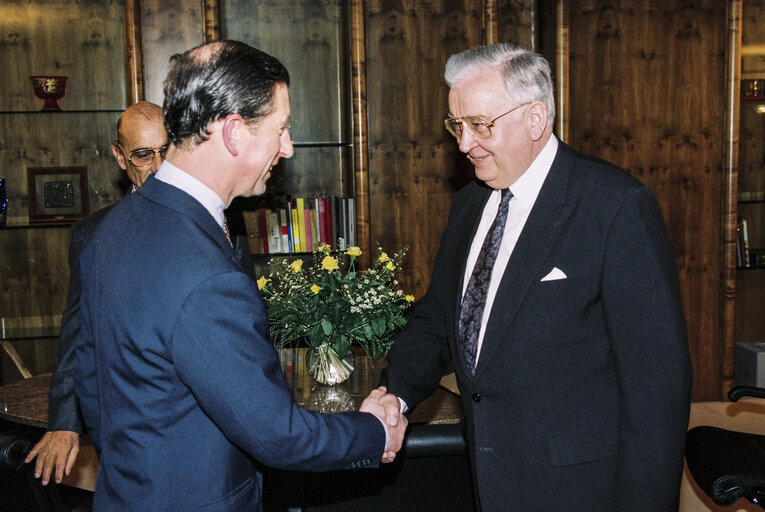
[117,101,164,144]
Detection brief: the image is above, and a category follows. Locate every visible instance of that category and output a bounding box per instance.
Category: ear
[221,113,245,157]
[528,101,548,141]
[111,145,127,171]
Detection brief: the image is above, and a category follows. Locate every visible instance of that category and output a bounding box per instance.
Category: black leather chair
[0,433,66,512]
[685,386,765,508]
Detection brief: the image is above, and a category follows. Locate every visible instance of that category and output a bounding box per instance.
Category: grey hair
[444,43,555,127]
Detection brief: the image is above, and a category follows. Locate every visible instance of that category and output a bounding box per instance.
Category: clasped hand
[360,386,407,463]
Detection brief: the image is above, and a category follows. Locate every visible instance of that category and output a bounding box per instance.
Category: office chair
[685,386,765,509]
[0,432,65,512]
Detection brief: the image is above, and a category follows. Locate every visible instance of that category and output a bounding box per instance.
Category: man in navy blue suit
[25,101,167,486]
[380,43,692,511]
[74,40,406,511]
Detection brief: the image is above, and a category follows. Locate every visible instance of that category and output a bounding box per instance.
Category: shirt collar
[154,160,226,228]
[508,135,558,209]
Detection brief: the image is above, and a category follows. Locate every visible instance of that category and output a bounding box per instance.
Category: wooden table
[0,373,52,427]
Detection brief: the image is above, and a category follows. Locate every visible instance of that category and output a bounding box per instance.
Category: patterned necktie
[222,219,233,247]
[459,188,513,376]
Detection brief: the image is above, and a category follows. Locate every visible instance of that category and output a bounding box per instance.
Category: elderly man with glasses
[379,43,692,512]
[24,102,167,485]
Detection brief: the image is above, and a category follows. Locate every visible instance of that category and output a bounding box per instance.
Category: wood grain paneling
[0,0,125,111]
[722,0,741,397]
[568,1,727,400]
[497,0,537,49]
[140,0,204,105]
[365,1,484,297]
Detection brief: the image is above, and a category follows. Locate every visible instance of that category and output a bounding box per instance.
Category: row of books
[737,216,764,268]
[242,196,356,255]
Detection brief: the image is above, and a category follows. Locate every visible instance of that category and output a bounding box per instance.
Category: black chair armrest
[402,423,467,458]
[0,433,33,471]
[729,385,765,402]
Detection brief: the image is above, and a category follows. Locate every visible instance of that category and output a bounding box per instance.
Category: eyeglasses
[444,102,531,140]
[119,144,169,167]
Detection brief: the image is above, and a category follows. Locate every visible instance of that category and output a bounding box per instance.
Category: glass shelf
[1,317,60,341]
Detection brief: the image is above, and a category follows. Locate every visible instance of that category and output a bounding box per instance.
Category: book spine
[303,207,313,253]
[347,197,356,247]
[267,210,281,254]
[296,197,307,253]
[242,210,262,254]
[257,208,269,254]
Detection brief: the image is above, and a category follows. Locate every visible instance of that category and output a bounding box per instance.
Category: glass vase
[307,344,354,386]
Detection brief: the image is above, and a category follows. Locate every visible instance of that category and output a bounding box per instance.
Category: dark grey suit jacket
[47,203,255,433]
[381,140,691,511]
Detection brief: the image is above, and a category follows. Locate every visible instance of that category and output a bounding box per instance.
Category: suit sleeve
[171,271,386,472]
[602,186,691,510]
[47,222,88,434]
[380,192,466,408]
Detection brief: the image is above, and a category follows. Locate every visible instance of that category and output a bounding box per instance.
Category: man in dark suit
[379,43,692,511]
[25,101,167,486]
[73,40,406,511]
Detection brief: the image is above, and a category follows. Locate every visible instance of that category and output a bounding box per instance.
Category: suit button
[472,393,481,402]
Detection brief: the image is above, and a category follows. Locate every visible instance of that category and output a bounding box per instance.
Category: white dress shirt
[462,136,558,364]
[154,161,227,230]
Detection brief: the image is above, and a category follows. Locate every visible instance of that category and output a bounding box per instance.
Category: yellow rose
[318,243,331,254]
[346,246,362,257]
[311,284,322,294]
[322,256,339,271]
[386,261,395,271]
[378,252,390,263]
[405,294,415,303]
[257,276,270,290]
[289,259,303,272]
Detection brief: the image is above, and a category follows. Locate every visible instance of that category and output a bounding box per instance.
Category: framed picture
[27,166,89,224]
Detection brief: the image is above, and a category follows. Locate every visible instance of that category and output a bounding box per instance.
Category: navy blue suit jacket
[48,203,254,435]
[48,205,112,434]
[74,175,384,511]
[381,140,691,511]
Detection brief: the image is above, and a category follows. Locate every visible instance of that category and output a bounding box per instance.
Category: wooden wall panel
[0,0,126,111]
[568,1,727,400]
[140,0,204,106]
[365,1,484,297]
[497,0,538,49]
[221,0,350,199]
[742,0,765,78]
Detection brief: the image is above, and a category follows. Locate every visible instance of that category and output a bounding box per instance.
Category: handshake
[360,386,408,463]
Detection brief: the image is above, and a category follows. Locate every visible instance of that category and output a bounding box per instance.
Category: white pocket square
[541,267,567,281]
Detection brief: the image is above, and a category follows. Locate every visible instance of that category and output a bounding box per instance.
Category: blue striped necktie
[458,189,513,376]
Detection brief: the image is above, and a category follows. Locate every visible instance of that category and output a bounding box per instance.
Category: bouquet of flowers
[258,243,414,384]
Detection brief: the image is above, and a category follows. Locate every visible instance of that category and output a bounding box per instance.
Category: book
[267,209,281,253]
[347,197,356,247]
[303,205,313,253]
[257,209,269,254]
[242,210,263,254]
[290,200,300,253]
[309,199,319,250]
[742,217,751,268]
[295,197,308,253]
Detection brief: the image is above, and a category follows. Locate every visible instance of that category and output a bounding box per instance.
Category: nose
[149,152,163,173]
[280,129,294,159]
[458,127,478,154]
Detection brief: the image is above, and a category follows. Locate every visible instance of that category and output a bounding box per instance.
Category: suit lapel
[473,143,578,380]
[448,184,493,374]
